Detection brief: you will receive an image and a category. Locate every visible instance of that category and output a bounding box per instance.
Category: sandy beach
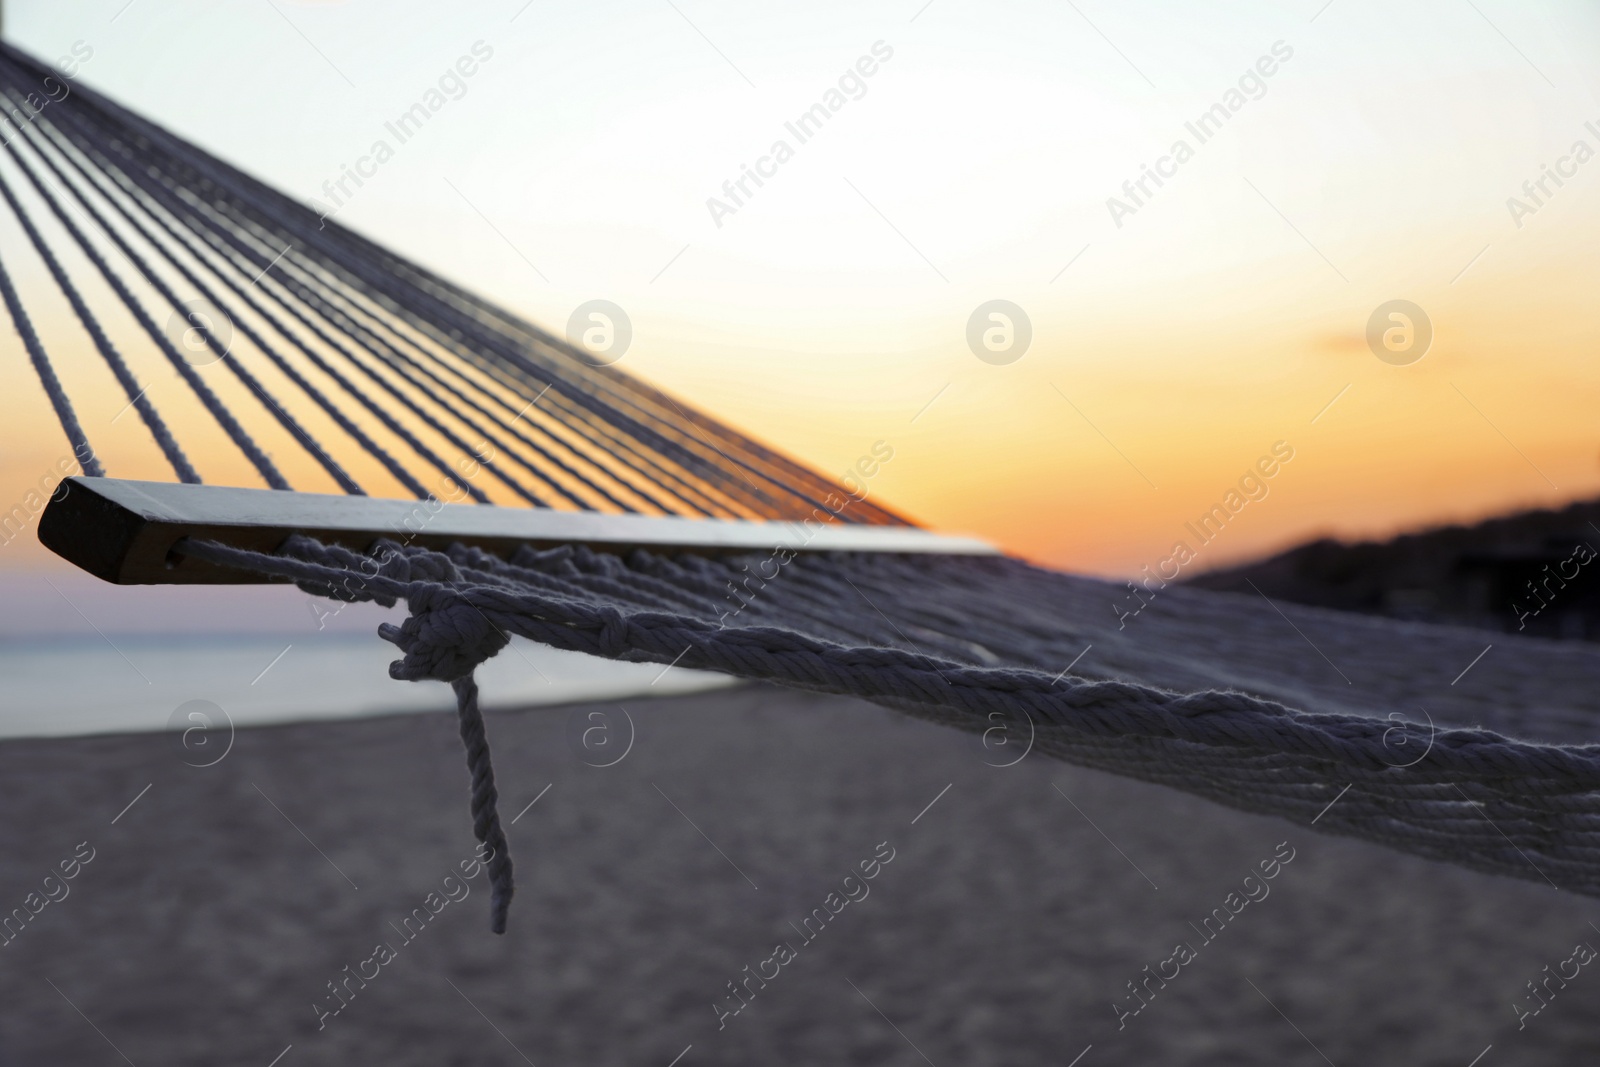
[2,681,1595,1066]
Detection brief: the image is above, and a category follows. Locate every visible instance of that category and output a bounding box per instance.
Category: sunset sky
[4,0,1600,596]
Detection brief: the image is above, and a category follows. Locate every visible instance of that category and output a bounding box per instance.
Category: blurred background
[3,2,1600,1064]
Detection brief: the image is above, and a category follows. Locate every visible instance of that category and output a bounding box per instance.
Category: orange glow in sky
[2,0,1599,583]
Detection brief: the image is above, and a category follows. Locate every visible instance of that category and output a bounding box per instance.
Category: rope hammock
[7,43,1600,934]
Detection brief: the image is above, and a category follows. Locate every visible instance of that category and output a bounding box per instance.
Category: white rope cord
[179,534,1600,932]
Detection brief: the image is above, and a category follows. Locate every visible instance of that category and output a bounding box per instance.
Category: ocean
[0,631,734,740]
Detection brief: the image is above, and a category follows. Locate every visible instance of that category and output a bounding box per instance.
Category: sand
[1,682,1595,1066]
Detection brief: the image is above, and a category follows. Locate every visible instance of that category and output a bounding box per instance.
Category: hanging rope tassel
[451,674,515,934]
[233,534,517,932]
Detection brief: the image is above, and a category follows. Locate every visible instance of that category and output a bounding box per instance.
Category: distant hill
[1183,498,1600,640]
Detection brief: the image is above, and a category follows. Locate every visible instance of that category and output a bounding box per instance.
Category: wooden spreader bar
[39,477,998,585]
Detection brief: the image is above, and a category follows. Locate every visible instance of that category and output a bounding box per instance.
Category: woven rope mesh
[179,534,1600,916]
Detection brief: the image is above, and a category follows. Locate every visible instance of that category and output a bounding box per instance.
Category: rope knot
[593,604,632,657]
[380,585,509,682]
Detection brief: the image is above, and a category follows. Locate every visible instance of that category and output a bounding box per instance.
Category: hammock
[6,42,1599,934]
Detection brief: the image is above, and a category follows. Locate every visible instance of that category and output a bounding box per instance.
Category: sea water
[0,632,734,740]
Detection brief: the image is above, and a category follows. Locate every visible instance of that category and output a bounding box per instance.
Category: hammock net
[4,42,1598,933]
